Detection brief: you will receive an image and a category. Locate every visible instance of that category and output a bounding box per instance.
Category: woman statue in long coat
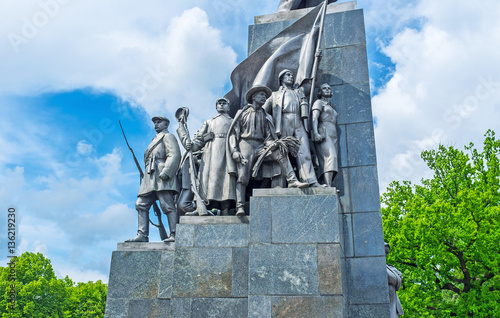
[311,83,339,187]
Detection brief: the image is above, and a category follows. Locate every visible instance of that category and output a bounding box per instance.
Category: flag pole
[308,0,329,109]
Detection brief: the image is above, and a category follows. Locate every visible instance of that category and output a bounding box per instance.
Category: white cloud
[0,1,239,123]
[372,0,500,190]
[76,140,94,155]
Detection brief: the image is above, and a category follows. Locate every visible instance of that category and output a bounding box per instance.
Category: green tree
[65,280,107,318]
[382,130,500,317]
[0,252,107,318]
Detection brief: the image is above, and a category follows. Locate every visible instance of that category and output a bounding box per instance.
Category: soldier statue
[126,116,181,243]
[186,98,236,216]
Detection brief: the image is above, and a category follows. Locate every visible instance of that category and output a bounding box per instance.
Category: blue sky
[1,0,499,282]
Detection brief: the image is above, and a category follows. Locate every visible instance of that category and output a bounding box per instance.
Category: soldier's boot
[235,183,246,217]
[163,232,175,243]
[125,232,149,242]
[278,156,308,188]
[221,201,230,216]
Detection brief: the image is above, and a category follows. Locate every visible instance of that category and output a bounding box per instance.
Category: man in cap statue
[263,69,323,187]
[228,85,308,217]
[126,116,181,243]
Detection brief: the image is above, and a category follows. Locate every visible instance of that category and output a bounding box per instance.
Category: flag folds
[225,3,325,116]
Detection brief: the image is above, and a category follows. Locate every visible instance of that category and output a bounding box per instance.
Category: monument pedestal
[105,188,351,318]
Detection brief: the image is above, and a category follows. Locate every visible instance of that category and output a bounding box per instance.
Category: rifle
[119,121,169,241]
[175,107,210,216]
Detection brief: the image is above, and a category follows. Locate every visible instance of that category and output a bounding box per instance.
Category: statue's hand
[159,172,169,181]
[312,132,323,142]
[185,140,192,151]
[232,151,243,163]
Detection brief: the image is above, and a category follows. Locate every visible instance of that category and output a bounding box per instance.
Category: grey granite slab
[158,251,174,299]
[104,298,128,318]
[345,256,390,304]
[324,9,366,48]
[107,251,161,299]
[341,45,369,83]
[319,48,342,86]
[170,298,191,318]
[271,296,344,318]
[346,121,377,167]
[270,195,341,244]
[348,165,381,213]
[117,242,174,251]
[191,298,248,318]
[249,197,272,244]
[253,187,337,196]
[194,224,249,248]
[335,82,372,125]
[318,244,344,295]
[180,216,249,224]
[175,224,195,248]
[248,244,319,295]
[231,248,249,297]
[349,303,391,318]
[352,212,385,257]
[128,299,170,318]
[172,248,233,298]
[248,295,272,318]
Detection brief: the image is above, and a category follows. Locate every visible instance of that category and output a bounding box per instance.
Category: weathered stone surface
[248,295,272,318]
[117,242,175,251]
[253,187,337,196]
[107,251,161,299]
[319,48,342,86]
[172,248,233,298]
[346,121,377,167]
[338,124,348,168]
[349,304,392,318]
[248,20,295,54]
[232,248,249,297]
[170,298,191,318]
[128,299,170,318]
[249,244,319,295]
[349,165,381,213]
[104,298,128,318]
[318,244,343,295]
[195,224,249,248]
[271,195,340,244]
[158,251,174,299]
[335,83,372,126]
[346,256,389,304]
[249,197,272,244]
[175,224,195,248]
[180,216,249,225]
[342,213,354,258]
[324,9,366,48]
[271,296,344,318]
[341,45,369,83]
[191,298,248,318]
[352,212,385,257]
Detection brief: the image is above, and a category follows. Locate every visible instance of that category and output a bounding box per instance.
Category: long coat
[193,113,236,205]
[138,130,181,196]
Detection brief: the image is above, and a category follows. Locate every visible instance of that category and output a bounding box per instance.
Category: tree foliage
[0,252,107,318]
[382,130,500,317]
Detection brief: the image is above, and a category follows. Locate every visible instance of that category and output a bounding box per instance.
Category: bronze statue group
[126,70,338,243]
